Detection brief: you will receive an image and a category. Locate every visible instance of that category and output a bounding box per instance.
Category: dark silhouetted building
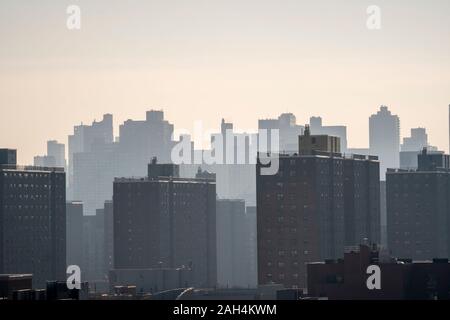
[0,149,17,166]
[307,244,450,300]
[257,129,380,288]
[387,149,450,260]
[0,151,66,288]
[113,160,216,288]
[0,274,33,300]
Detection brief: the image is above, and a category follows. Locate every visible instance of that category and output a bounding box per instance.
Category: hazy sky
[1,0,450,164]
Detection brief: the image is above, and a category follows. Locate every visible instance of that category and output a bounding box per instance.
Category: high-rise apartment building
[387,149,450,260]
[257,129,380,288]
[0,150,66,288]
[113,160,217,288]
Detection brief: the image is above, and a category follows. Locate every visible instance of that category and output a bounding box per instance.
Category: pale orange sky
[1,0,449,164]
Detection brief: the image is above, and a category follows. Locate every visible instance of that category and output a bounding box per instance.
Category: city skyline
[1,0,450,163]
[4,104,450,165]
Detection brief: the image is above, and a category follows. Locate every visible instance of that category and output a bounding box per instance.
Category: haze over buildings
[1,0,450,302]
[2,1,450,165]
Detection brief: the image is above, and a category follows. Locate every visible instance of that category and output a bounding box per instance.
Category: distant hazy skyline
[1,0,450,164]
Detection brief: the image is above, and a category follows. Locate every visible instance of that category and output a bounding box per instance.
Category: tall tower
[369,106,400,180]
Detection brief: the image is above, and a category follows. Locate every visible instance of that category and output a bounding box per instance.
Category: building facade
[0,151,66,288]
[216,199,257,288]
[257,129,380,288]
[387,149,450,260]
[113,161,217,288]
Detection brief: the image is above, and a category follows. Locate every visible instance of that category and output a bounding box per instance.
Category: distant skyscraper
[401,128,428,152]
[47,140,66,168]
[206,119,257,206]
[0,150,66,288]
[258,113,304,153]
[34,155,56,167]
[257,129,380,288]
[70,111,175,215]
[0,149,17,165]
[309,116,348,153]
[34,140,66,169]
[400,128,438,170]
[387,149,450,260]
[72,143,121,216]
[113,160,217,288]
[68,114,113,200]
[369,106,400,179]
[118,110,175,177]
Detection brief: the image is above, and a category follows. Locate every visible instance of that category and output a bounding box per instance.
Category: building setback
[113,160,216,288]
[256,127,380,288]
[0,150,66,288]
[387,149,450,260]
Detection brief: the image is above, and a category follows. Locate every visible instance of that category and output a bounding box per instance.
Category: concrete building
[387,149,450,260]
[66,201,83,267]
[257,129,380,288]
[0,150,66,288]
[103,200,114,283]
[82,210,107,289]
[369,106,400,180]
[113,160,217,288]
[343,154,381,247]
[307,244,450,300]
[216,199,257,288]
